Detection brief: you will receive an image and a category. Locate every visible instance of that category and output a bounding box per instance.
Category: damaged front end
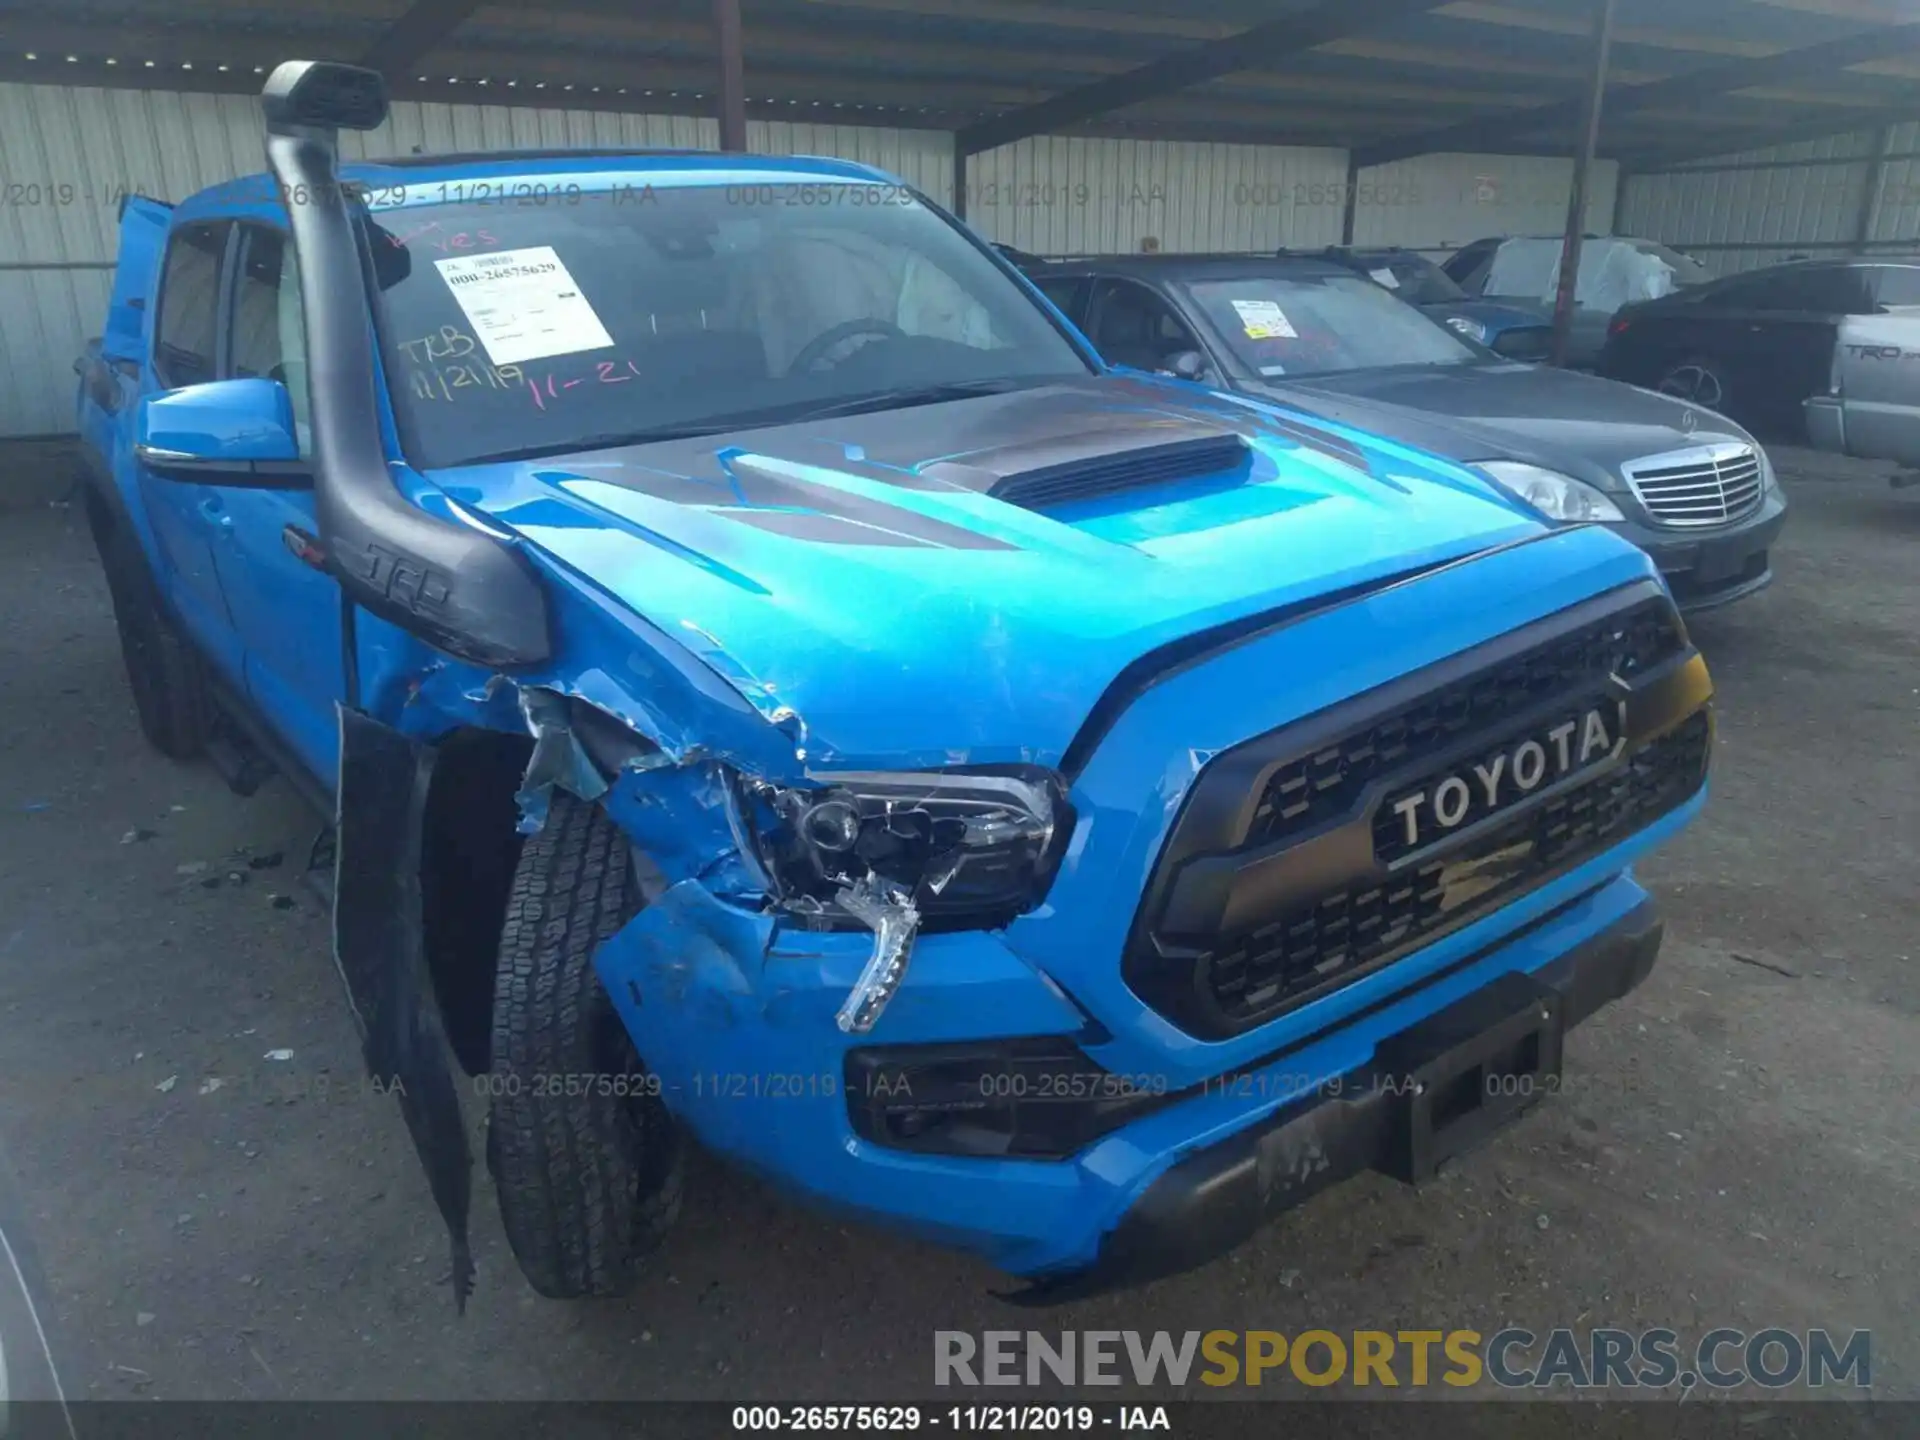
[543,699,1073,1035]
[745,771,1067,1032]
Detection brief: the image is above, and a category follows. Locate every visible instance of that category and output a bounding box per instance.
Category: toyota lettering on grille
[1385,701,1630,850]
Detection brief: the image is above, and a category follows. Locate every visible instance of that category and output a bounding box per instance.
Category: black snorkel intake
[261,60,551,668]
[263,62,531,1315]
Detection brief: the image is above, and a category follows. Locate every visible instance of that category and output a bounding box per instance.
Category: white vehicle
[1805,302,1920,480]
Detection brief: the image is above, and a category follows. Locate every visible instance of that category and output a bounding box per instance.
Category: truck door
[79,196,170,489]
[137,219,246,686]
[205,222,345,790]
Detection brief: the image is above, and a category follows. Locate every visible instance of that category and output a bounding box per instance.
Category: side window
[1715,265,1874,315]
[1870,265,1920,312]
[1086,279,1201,372]
[1693,274,1775,310]
[1032,276,1089,325]
[227,226,311,452]
[153,221,229,388]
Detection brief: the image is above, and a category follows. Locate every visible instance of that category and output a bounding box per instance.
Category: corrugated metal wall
[0,81,953,437]
[0,76,1774,439]
[1351,152,1618,255]
[1620,122,1920,276]
[961,135,1349,255]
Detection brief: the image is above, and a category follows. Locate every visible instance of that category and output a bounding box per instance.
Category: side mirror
[136,378,310,487]
[1163,349,1209,382]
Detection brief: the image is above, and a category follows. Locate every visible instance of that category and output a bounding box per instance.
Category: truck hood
[1257,362,1756,493]
[432,375,1546,769]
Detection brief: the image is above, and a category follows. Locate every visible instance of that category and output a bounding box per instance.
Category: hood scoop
[922,423,1252,512]
[992,433,1251,510]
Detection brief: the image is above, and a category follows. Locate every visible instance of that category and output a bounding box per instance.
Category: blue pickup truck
[73,61,1714,1307]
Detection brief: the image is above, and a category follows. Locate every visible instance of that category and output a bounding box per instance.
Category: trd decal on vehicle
[1843,344,1920,361]
[1385,701,1628,849]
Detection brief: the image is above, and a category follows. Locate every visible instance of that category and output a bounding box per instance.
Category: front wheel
[1656,353,1733,413]
[486,791,683,1299]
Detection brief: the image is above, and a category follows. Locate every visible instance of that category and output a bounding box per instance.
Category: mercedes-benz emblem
[1680,408,1697,433]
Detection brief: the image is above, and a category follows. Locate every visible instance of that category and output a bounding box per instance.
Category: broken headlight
[750,769,1071,931]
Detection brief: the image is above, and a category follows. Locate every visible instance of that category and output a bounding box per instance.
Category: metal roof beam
[1620,103,1920,171]
[1355,17,1920,167]
[361,0,486,76]
[953,0,1450,157]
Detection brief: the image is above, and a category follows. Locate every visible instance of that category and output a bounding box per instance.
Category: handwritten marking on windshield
[526,359,644,410]
[408,360,526,402]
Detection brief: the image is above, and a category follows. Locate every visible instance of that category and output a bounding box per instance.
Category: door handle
[198,496,234,532]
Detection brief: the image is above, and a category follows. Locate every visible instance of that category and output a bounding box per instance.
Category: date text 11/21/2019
[731,1405,1173,1432]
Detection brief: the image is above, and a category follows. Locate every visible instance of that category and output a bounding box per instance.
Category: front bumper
[1010,894,1664,1302]
[1606,488,1788,612]
[594,846,1692,1281]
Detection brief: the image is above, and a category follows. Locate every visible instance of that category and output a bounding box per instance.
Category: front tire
[487,791,682,1299]
[1656,353,1733,414]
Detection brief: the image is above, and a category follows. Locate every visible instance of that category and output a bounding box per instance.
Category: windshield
[1184,274,1482,379]
[364,182,1091,468]
[1348,252,1466,306]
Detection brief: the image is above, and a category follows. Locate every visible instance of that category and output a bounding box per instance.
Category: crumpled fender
[331,706,475,1311]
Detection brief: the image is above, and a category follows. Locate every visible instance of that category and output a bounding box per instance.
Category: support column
[1851,124,1894,254]
[1551,0,1617,368]
[1340,153,1361,245]
[713,0,746,152]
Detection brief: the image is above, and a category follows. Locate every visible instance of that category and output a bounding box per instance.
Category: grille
[1622,444,1765,529]
[991,434,1248,509]
[1204,711,1709,1026]
[1248,597,1683,850]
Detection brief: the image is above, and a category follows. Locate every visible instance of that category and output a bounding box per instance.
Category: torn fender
[331,706,474,1311]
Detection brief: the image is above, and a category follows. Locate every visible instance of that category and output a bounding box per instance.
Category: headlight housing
[745,768,1071,930]
[1478,461,1626,523]
[1444,315,1490,345]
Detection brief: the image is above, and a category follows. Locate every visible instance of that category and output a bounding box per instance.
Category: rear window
[1872,265,1920,310]
[1183,273,1482,378]
[363,182,1090,468]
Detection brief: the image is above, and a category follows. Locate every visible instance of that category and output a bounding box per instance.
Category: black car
[1598,256,1920,439]
[1020,252,1787,610]
[1306,246,1553,360]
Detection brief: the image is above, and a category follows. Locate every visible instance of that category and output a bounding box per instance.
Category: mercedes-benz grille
[1622,443,1765,529]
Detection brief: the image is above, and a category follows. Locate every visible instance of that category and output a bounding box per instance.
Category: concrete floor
[0,450,1914,1404]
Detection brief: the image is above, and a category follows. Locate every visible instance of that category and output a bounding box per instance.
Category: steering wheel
[790,317,908,374]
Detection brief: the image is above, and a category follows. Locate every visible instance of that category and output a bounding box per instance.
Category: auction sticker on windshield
[1230,298,1297,339]
[434,246,614,366]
